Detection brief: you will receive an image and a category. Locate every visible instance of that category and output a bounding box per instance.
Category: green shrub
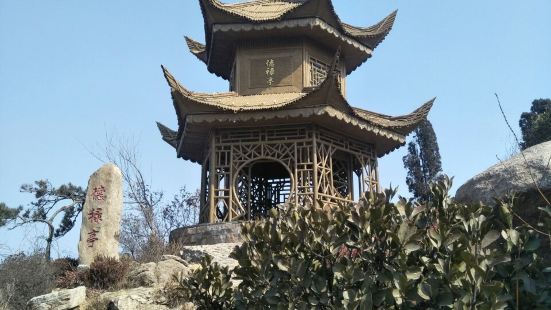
[176,176,551,309]
[166,255,234,309]
[84,255,130,290]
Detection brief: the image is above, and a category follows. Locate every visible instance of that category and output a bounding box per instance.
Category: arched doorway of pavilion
[235,159,293,220]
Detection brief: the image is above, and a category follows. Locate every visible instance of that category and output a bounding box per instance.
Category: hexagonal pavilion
[157,0,434,223]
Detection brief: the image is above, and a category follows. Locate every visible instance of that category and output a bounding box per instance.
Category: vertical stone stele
[78,163,123,266]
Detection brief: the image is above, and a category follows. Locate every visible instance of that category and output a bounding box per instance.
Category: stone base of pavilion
[169,222,242,246]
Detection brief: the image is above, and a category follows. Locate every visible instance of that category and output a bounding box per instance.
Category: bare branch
[512,209,551,237]
[495,93,550,206]
[13,216,54,231]
[86,131,200,261]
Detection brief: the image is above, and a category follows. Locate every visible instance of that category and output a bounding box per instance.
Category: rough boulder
[27,286,86,310]
[127,255,190,287]
[455,141,551,205]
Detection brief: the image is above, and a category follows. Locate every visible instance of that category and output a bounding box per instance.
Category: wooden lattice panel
[309,56,329,87]
[199,124,379,223]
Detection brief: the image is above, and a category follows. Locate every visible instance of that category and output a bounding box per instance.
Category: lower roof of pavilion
[158,65,434,164]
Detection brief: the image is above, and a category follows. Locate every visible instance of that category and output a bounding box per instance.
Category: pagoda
[157,0,434,224]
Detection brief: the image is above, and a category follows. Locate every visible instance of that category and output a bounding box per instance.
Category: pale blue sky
[1,0,550,258]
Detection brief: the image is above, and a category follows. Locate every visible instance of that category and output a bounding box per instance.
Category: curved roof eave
[187,17,375,79]
[197,0,396,59]
[181,105,406,158]
[156,122,179,149]
[184,36,208,64]
[160,64,432,156]
[340,10,398,49]
[353,97,436,135]
[161,52,352,114]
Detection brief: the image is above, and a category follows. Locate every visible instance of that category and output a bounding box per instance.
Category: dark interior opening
[236,160,292,219]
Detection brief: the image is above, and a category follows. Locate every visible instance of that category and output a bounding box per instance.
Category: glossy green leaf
[404,242,421,254]
[481,230,500,248]
[417,283,431,300]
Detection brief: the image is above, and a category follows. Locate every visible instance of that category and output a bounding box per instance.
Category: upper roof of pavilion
[188,0,397,79]
[157,1,435,163]
[158,64,434,163]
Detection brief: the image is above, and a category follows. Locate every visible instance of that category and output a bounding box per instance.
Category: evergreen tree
[0,202,20,227]
[402,119,442,200]
[519,98,551,150]
[11,181,86,261]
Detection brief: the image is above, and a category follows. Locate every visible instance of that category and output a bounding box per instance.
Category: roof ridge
[316,46,355,114]
[204,0,304,21]
[354,97,435,119]
[161,65,198,97]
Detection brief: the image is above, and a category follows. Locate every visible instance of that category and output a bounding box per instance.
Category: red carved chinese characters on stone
[92,185,106,201]
[86,185,106,248]
[87,208,103,224]
[87,229,99,248]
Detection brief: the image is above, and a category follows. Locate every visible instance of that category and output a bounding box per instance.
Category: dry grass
[82,289,110,310]
[135,239,186,263]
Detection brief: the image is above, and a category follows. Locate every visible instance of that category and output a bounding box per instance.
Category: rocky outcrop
[91,254,199,310]
[27,286,86,310]
[97,287,169,310]
[180,243,240,269]
[455,141,551,205]
[28,255,194,310]
[28,238,240,309]
[84,286,194,310]
[127,256,189,287]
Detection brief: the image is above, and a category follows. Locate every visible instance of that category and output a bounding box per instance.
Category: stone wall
[169,222,242,246]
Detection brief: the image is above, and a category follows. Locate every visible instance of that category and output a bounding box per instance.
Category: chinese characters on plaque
[265,59,275,86]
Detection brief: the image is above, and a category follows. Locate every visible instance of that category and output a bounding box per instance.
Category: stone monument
[78,163,123,265]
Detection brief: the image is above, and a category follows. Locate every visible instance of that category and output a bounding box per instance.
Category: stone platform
[169,222,243,246]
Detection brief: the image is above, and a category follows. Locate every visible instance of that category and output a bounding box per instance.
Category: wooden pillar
[361,157,368,196]
[312,127,319,205]
[328,145,334,197]
[226,170,232,221]
[293,142,298,206]
[348,155,354,201]
[357,171,363,198]
[373,157,380,193]
[247,166,252,220]
[199,158,207,223]
[208,132,217,223]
